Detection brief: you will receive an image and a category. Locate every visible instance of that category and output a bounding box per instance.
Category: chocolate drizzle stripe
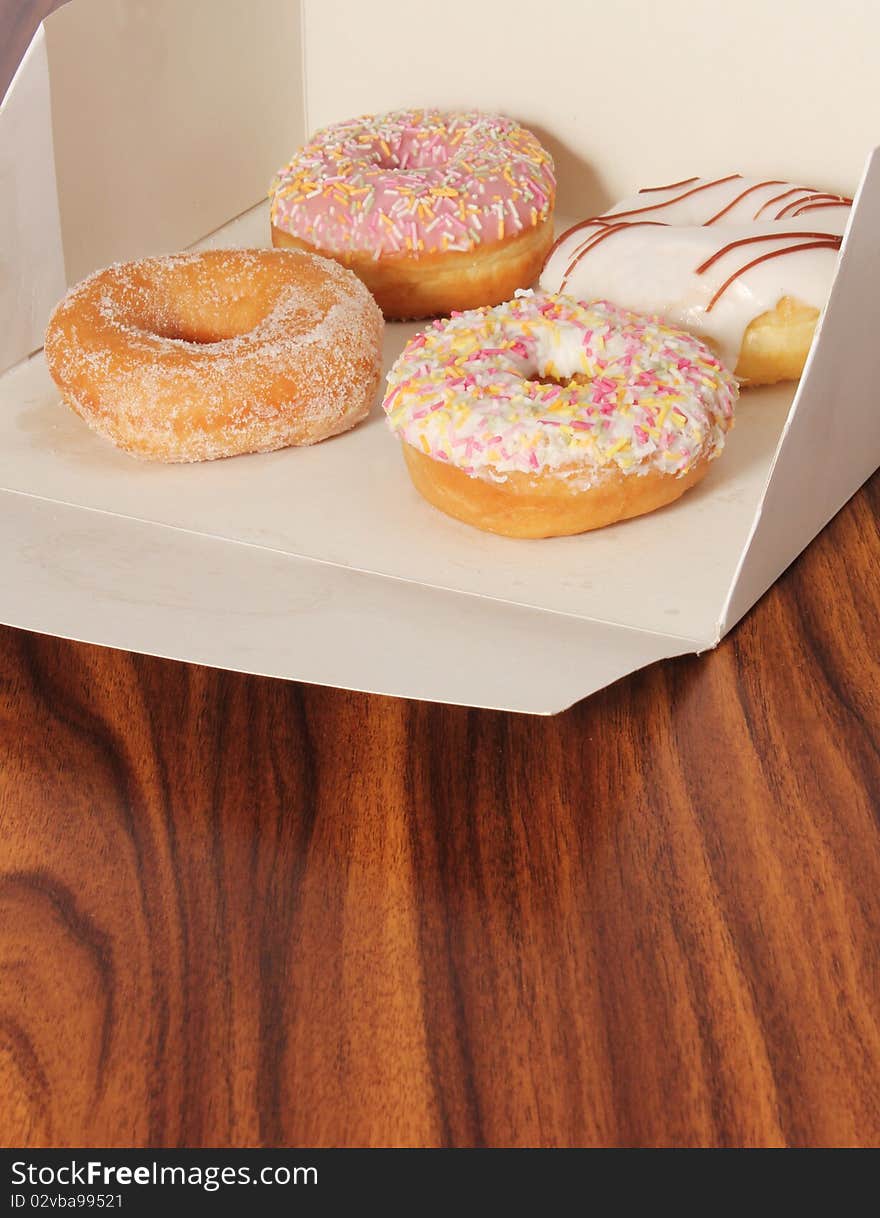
[703,181,786,226]
[542,218,607,270]
[598,174,743,222]
[791,200,853,218]
[752,186,812,219]
[638,176,700,193]
[695,231,841,274]
[705,240,840,312]
[775,192,849,220]
[559,222,667,290]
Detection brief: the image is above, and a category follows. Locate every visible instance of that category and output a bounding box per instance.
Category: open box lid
[0,0,878,714]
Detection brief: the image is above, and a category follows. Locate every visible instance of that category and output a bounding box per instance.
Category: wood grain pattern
[2,0,880,1149]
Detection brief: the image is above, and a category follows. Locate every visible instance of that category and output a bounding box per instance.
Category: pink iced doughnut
[269,108,556,319]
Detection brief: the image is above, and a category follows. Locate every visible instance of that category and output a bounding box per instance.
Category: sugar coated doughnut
[270,108,556,320]
[540,174,852,386]
[44,248,384,462]
[383,292,738,538]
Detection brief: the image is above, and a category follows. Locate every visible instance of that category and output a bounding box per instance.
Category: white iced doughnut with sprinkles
[539,174,852,385]
[270,108,556,320]
[383,291,738,538]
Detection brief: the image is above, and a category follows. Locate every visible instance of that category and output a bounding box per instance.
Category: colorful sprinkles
[383,292,738,484]
[269,109,555,259]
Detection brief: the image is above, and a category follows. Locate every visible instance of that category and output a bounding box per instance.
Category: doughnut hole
[117,252,311,344]
[371,128,451,172]
[527,370,591,391]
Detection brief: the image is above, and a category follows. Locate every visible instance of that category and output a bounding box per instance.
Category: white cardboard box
[1,0,879,714]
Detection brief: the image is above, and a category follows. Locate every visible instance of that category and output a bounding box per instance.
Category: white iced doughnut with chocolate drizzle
[539,175,853,385]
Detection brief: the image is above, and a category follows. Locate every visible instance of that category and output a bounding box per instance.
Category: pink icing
[269,109,556,259]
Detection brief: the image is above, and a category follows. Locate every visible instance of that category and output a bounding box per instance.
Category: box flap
[0,490,694,714]
[721,146,880,634]
[0,24,66,374]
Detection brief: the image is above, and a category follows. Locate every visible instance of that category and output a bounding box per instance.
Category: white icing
[539,176,851,370]
[383,293,737,486]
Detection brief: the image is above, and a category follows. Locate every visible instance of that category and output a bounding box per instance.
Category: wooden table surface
[2,0,880,1150]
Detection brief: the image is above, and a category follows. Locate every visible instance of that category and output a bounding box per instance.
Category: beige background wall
[304,0,876,214]
[45,0,305,281]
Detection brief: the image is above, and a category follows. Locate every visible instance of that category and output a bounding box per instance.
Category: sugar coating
[383,291,738,485]
[270,108,556,259]
[44,248,384,462]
